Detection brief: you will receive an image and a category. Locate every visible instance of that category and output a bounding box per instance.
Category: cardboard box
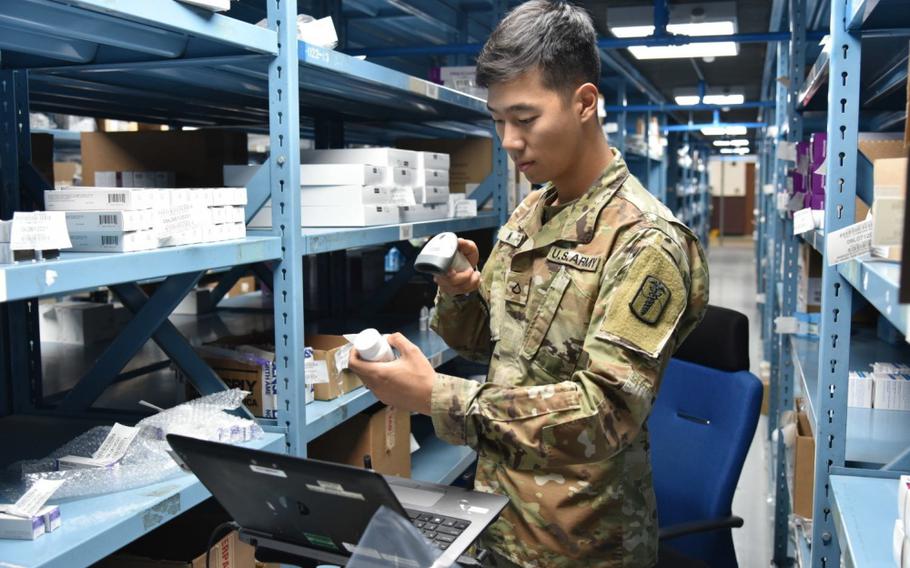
[760,376,770,416]
[39,301,117,344]
[872,157,906,247]
[301,148,418,169]
[305,334,363,401]
[81,131,247,187]
[65,210,155,233]
[68,230,158,252]
[46,188,157,211]
[798,244,822,313]
[308,405,411,477]
[96,530,277,568]
[54,162,80,188]
[400,203,448,223]
[396,138,493,194]
[248,204,399,228]
[300,163,387,186]
[793,410,815,519]
[194,340,278,419]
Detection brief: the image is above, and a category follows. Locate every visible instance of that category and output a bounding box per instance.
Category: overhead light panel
[674,95,702,106]
[713,140,732,147]
[701,125,748,136]
[729,138,750,146]
[627,42,738,61]
[720,147,750,155]
[702,94,745,105]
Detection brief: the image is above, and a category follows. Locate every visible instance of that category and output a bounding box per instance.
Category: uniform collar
[517,149,629,245]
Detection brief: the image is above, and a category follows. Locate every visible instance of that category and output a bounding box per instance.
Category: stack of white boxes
[847,371,874,408]
[46,188,158,252]
[238,147,453,228]
[872,363,910,411]
[44,187,247,253]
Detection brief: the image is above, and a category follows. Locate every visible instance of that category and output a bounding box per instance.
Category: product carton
[300,148,419,169]
[793,410,815,519]
[39,301,117,345]
[305,334,363,401]
[192,340,278,419]
[308,405,411,477]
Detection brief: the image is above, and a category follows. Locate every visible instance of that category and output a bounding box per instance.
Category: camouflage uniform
[430,150,709,567]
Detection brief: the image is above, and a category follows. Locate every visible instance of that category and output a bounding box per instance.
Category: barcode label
[101,235,120,246]
[107,193,127,204]
[98,214,118,226]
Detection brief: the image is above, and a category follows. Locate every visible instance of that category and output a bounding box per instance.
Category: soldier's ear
[575,83,599,123]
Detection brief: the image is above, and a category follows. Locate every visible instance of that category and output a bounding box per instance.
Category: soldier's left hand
[347,332,435,415]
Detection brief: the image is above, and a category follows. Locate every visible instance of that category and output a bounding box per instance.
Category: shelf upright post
[615,79,627,156]
[659,114,668,205]
[0,70,42,415]
[268,0,306,456]
[645,110,653,193]
[770,37,791,567]
[491,0,509,225]
[811,0,860,563]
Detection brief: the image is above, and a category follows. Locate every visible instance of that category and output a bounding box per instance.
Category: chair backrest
[648,305,762,566]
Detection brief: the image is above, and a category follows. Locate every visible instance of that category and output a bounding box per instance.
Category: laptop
[166,434,508,567]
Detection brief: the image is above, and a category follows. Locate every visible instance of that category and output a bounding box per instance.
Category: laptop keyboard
[405,509,471,551]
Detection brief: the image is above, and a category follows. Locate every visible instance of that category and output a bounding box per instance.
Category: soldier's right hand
[433,238,480,296]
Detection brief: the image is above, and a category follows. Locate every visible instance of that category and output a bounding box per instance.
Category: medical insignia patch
[629,275,670,324]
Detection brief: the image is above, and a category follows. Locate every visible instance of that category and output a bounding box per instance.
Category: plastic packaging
[348,505,448,568]
[353,328,395,362]
[6,390,262,501]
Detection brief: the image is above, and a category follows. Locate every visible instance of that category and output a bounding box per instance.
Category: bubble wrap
[9,390,262,500]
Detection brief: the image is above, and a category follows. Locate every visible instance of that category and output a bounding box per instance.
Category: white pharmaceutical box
[46,188,157,211]
[249,203,399,227]
[39,301,117,345]
[68,230,158,253]
[415,168,450,188]
[0,512,45,540]
[400,203,448,223]
[873,374,910,410]
[847,372,874,408]
[65,210,155,233]
[413,184,450,205]
[415,151,450,170]
[301,148,419,169]
[300,164,387,187]
[301,185,391,207]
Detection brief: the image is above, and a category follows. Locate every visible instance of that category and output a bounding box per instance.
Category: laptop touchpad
[391,485,444,508]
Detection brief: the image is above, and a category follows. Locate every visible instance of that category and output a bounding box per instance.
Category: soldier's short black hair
[476,0,600,96]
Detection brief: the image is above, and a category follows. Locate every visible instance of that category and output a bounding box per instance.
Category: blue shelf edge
[830,474,898,568]
[0,431,285,568]
[411,439,476,486]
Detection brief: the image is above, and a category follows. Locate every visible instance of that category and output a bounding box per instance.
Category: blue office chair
[649,305,762,568]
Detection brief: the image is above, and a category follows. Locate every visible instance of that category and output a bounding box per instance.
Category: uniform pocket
[520,268,571,360]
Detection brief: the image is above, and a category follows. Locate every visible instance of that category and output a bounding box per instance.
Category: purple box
[809,132,827,208]
[809,191,825,210]
[791,168,806,195]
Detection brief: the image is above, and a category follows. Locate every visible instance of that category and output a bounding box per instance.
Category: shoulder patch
[630,275,671,324]
[547,247,601,272]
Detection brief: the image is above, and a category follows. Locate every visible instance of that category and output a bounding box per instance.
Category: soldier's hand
[347,332,435,415]
[433,238,481,296]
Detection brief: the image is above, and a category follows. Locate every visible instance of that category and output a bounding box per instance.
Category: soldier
[347,1,709,567]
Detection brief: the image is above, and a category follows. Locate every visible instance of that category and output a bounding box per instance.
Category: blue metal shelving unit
[0,0,508,564]
[760,1,910,566]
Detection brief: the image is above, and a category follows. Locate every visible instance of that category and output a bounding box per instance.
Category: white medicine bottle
[354,328,395,362]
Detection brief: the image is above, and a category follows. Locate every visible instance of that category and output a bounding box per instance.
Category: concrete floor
[707,236,773,568]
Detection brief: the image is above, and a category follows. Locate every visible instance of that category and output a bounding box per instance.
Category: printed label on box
[826,219,873,266]
[793,208,815,235]
[10,212,71,251]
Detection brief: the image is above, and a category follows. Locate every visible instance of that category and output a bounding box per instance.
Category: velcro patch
[497,227,525,247]
[547,247,601,272]
[630,275,671,324]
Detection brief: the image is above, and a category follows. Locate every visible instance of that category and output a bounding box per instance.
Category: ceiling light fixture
[701,125,748,136]
[702,94,745,105]
[720,147,750,155]
[674,95,702,106]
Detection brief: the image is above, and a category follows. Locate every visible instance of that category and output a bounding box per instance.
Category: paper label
[814,157,828,176]
[93,423,140,463]
[763,184,775,195]
[399,224,414,241]
[10,212,71,251]
[776,193,790,212]
[793,208,815,235]
[776,141,797,162]
[1,479,65,519]
[826,220,873,266]
[156,204,207,238]
[305,358,329,385]
[775,316,798,334]
[390,187,416,206]
[409,434,421,454]
[757,293,766,304]
[334,343,353,371]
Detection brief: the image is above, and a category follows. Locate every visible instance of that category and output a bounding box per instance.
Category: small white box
[873,374,910,410]
[39,301,116,344]
[415,151,450,170]
[229,206,246,224]
[188,188,214,207]
[413,184,450,205]
[46,188,157,211]
[0,512,45,540]
[300,164,387,187]
[301,204,399,227]
[159,228,204,248]
[400,203,448,223]
[65,210,155,233]
[41,506,61,533]
[415,168,449,188]
[94,171,120,187]
[212,187,247,207]
[848,372,874,408]
[300,185,391,207]
[301,148,419,169]
[226,222,246,240]
[68,230,158,252]
[0,220,11,242]
[454,199,478,218]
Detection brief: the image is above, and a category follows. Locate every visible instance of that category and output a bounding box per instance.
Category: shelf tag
[409,433,421,454]
[399,224,414,241]
[93,423,140,463]
[793,208,815,235]
[763,183,775,195]
[756,293,766,304]
[775,316,798,334]
[814,156,827,176]
[826,219,873,266]
[1,479,65,519]
[10,211,71,251]
[776,141,797,162]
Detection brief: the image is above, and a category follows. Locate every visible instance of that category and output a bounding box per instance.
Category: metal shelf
[798,46,829,110]
[791,333,910,465]
[802,230,909,337]
[290,212,500,255]
[0,427,285,568]
[304,323,457,442]
[850,0,910,30]
[830,474,898,568]
[0,236,282,303]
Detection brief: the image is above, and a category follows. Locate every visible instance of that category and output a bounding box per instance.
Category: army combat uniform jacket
[430,151,709,567]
